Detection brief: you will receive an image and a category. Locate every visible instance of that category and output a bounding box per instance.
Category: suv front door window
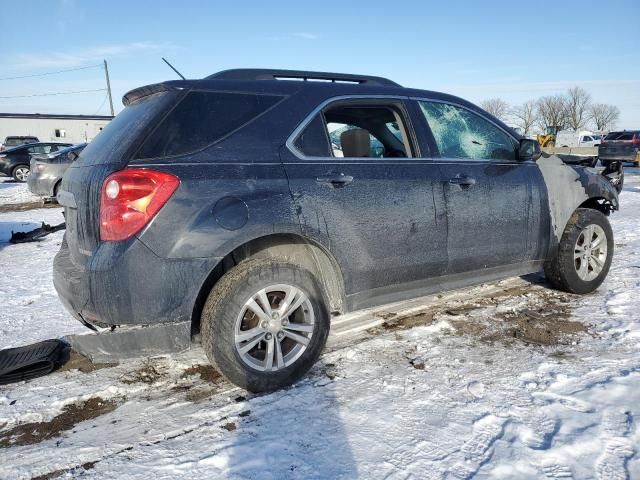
[415,99,546,274]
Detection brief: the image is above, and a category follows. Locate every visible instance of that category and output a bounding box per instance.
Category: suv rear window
[135,91,283,159]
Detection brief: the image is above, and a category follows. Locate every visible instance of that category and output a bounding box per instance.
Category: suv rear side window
[419,101,516,161]
[136,91,283,159]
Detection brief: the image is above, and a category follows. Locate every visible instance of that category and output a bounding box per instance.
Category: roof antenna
[162,57,186,80]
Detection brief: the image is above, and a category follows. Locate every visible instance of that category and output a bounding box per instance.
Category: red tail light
[100,168,179,241]
[632,136,640,146]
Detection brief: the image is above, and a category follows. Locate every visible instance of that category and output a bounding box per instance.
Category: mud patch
[450,292,587,346]
[377,311,435,332]
[185,387,219,403]
[0,397,120,448]
[121,361,166,385]
[372,282,587,347]
[0,201,60,213]
[59,350,116,373]
[181,364,222,384]
[221,421,237,432]
[30,461,97,480]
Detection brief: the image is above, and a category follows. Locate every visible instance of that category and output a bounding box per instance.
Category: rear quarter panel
[134,162,301,259]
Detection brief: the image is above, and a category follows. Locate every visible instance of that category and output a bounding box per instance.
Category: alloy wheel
[574,224,607,281]
[234,284,315,372]
[14,167,30,182]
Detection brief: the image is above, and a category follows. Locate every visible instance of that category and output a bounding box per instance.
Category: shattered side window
[419,101,516,161]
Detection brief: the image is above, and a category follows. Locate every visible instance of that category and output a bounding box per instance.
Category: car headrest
[340,129,370,157]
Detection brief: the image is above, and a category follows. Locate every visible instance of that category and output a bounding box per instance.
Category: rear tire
[12,165,30,182]
[200,258,330,392]
[544,208,613,294]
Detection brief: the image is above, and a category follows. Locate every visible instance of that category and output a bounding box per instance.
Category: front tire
[544,208,614,294]
[201,259,330,392]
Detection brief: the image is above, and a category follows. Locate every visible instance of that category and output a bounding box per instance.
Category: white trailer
[0,113,113,145]
[555,130,601,148]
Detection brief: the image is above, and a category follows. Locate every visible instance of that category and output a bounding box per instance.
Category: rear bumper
[53,234,221,329]
[27,171,56,196]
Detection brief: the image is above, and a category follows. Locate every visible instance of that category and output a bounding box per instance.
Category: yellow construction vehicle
[537,126,562,148]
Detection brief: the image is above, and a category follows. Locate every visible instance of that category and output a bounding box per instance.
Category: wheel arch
[577,196,615,216]
[191,233,346,334]
[52,178,63,197]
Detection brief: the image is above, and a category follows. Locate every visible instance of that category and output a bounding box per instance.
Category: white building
[0,113,113,144]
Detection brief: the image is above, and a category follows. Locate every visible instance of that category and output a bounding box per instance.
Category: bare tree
[536,95,567,131]
[564,86,592,130]
[588,103,620,131]
[511,100,537,135]
[479,98,510,121]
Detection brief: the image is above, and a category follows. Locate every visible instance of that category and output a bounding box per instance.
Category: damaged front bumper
[600,161,624,193]
[558,154,624,193]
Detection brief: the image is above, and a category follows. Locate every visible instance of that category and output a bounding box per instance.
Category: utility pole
[103,59,115,116]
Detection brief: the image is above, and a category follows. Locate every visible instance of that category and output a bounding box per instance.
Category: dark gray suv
[54,69,620,392]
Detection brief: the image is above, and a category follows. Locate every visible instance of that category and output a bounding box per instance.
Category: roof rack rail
[206,69,401,87]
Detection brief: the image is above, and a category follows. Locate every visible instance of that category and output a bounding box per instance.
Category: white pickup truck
[556,130,602,148]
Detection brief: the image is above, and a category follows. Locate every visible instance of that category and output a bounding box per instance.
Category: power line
[0,64,103,81]
[0,88,107,99]
[93,92,109,115]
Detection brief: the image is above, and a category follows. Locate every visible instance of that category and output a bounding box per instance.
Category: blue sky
[1,0,638,128]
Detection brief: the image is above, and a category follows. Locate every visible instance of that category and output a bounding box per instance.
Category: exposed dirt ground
[0,201,59,213]
[0,397,121,448]
[369,278,587,346]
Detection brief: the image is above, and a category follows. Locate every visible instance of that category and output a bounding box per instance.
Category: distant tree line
[479,87,620,135]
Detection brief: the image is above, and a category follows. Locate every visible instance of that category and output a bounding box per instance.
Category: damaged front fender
[537,154,619,245]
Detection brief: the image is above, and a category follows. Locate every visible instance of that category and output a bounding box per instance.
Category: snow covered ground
[0,172,639,479]
[0,177,41,206]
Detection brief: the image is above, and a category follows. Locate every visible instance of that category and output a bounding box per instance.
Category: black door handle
[448,175,476,187]
[316,174,354,187]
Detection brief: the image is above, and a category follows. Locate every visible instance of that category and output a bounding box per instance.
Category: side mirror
[518,138,541,161]
[68,151,79,162]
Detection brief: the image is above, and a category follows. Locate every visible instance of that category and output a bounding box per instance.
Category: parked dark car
[54,69,620,392]
[0,142,73,182]
[27,143,87,197]
[599,130,640,167]
[0,135,39,151]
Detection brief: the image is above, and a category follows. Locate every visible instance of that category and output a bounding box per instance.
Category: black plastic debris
[10,222,66,244]
[0,339,69,385]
